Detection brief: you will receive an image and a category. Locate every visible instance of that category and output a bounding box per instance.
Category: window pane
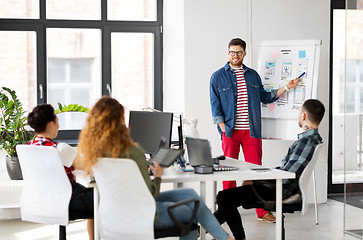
[346,87,356,113]
[108,0,157,21]
[70,59,92,83]
[0,31,37,114]
[47,0,100,20]
[70,89,90,107]
[47,89,66,108]
[346,59,357,83]
[0,0,39,19]
[111,33,154,115]
[48,59,66,83]
[47,28,101,130]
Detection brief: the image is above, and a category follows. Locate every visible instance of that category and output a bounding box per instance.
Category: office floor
[0,199,360,240]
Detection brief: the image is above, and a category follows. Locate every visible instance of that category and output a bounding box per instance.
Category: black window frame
[0,0,164,141]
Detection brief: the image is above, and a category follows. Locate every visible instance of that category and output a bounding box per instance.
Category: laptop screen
[185,137,213,167]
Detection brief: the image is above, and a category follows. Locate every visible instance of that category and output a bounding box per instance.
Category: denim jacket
[210,62,278,138]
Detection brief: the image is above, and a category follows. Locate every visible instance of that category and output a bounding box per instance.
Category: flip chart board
[257,40,322,119]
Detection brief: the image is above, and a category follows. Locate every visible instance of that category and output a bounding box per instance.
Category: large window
[0,0,163,140]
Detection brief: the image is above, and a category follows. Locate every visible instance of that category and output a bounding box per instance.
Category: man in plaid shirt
[213,99,325,240]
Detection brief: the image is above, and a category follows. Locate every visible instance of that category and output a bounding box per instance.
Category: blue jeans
[154,188,229,240]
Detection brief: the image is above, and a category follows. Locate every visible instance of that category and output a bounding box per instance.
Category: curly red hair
[76,96,135,173]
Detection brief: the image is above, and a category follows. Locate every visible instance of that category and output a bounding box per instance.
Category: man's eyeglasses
[229,51,244,56]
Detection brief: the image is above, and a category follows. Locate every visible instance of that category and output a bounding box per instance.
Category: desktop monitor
[129,111,173,155]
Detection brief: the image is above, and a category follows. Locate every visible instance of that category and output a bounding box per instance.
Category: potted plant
[0,87,33,180]
[55,103,90,130]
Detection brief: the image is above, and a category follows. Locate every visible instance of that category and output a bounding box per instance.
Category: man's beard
[230,58,242,67]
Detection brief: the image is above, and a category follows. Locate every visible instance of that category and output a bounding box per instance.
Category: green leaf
[67,104,74,111]
[76,106,84,112]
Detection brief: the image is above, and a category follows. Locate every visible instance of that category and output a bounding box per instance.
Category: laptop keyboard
[213,164,239,171]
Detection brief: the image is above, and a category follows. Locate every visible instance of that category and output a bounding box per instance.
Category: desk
[161,158,295,240]
[75,158,294,240]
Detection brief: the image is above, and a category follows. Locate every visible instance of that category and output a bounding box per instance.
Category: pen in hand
[298,72,306,79]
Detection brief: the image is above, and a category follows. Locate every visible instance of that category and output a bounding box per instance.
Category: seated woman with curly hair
[76,96,234,240]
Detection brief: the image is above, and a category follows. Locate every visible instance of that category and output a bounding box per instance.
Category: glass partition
[333,0,363,238]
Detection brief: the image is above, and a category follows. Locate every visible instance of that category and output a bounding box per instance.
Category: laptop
[149,148,184,167]
[185,137,238,171]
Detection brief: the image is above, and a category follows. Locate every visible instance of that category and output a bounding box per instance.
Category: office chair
[92,158,199,240]
[245,143,325,240]
[298,143,325,225]
[154,197,199,239]
[16,145,91,240]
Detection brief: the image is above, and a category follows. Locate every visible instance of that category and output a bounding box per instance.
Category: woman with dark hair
[76,96,234,240]
[27,104,94,240]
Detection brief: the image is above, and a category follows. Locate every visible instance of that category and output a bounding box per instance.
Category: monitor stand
[194,166,213,174]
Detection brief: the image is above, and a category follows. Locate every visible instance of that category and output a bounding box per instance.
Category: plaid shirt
[279,129,322,197]
[28,137,74,183]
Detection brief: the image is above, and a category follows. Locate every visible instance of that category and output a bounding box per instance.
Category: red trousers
[221,129,268,218]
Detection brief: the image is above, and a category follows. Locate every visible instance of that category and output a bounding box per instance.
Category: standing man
[210,38,299,222]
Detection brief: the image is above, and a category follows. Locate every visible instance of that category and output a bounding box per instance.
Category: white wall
[163,0,185,114]
[252,0,330,203]
[165,0,249,154]
[0,149,22,220]
[164,0,330,203]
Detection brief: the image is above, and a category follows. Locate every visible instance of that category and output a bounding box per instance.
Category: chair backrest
[16,144,72,226]
[299,143,325,215]
[92,158,156,240]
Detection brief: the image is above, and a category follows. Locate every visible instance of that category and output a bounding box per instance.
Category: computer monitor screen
[129,111,173,155]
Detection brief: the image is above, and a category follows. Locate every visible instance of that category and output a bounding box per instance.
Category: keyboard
[213,164,239,171]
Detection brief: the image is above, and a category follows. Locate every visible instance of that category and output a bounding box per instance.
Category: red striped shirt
[233,68,249,130]
[28,137,74,183]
